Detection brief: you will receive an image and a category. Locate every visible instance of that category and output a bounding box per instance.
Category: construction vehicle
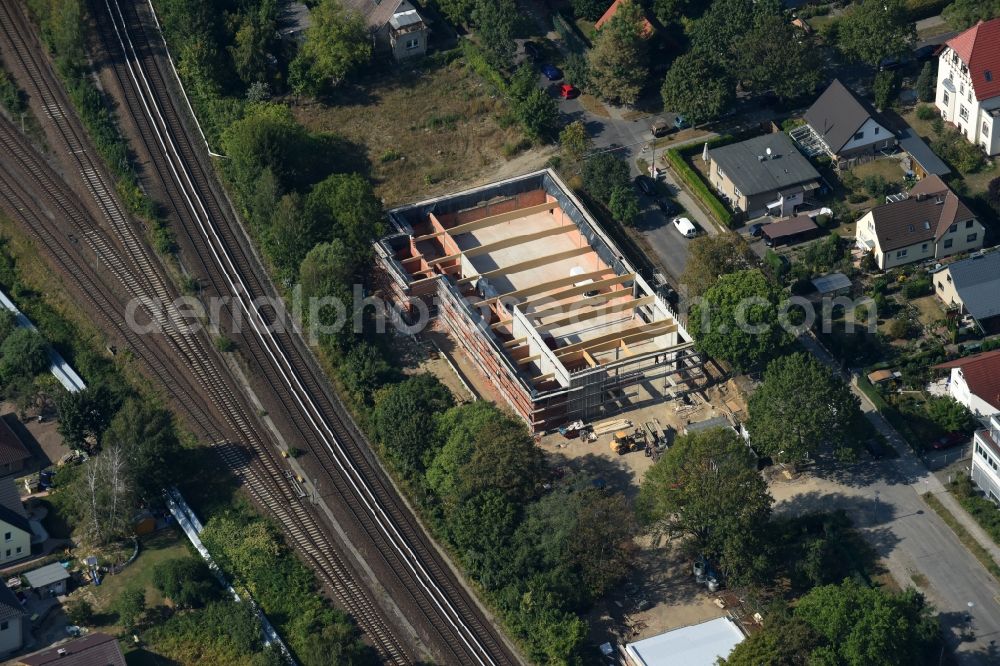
[611,429,647,455]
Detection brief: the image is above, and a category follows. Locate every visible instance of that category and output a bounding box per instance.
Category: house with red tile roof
[933,349,1000,417]
[935,18,1000,155]
[594,0,655,38]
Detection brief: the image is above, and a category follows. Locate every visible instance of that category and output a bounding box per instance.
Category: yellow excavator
[610,429,647,455]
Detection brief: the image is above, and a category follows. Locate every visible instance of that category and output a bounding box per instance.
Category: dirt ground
[1,402,70,472]
[291,57,551,207]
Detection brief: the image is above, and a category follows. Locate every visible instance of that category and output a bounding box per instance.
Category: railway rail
[90,0,521,663]
[0,3,409,662]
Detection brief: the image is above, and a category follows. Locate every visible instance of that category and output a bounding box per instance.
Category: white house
[972,415,1000,503]
[935,18,1000,156]
[933,350,1000,417]
[854,175,983,270]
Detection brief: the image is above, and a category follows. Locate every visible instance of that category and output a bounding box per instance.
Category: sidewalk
[799,332,1000,571]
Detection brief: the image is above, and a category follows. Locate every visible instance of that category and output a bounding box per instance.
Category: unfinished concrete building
[374,170,696,433]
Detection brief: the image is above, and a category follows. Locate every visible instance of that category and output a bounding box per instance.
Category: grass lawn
[80,529,192,629]
[909,294,946,329]
[291,56,535,206]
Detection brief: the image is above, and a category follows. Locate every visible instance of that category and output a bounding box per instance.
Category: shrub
[916,104,937,121]
[902,277,932,298]
[887,317,910,339]
[65,599,94,626]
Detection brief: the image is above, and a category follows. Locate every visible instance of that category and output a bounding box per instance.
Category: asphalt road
[799,333,1000,664]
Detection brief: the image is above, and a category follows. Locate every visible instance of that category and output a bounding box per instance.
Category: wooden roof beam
[519,273,635,309]
[427,224,573,267]
[535,295,657,333]
[558,323,679,363]
[554,320,675,357]
[517,355,541,366]
[525,289,627,319]
[457,246,591,287]
[414,201,556,242]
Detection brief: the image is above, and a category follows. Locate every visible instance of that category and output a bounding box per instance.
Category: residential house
[342,0,428,60]
[0,415,31,479]
[622,617,745,666]
[935,18,1000,156]
[971,415,1000,503]
[595,0,655,37]
[933,252,1000,334]
[707,132,821,219]
[854,175,984,269]
[933,350,1000,417]
[0,478,29,566]
[801,79,897,161]
[0,582,24,658]
[15,632,126,666]
[22,563,69,598]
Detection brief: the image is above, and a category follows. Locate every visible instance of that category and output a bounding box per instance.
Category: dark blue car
[540,64,563,81]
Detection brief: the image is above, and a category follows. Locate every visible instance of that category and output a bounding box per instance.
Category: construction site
[374,169,709,433]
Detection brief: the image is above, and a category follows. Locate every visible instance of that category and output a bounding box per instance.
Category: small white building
[933,350,1000,417]
[935,18,1000,156]
[622,617,745,666]
[972,415,1000,503]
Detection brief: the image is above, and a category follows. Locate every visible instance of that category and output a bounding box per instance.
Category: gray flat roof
[709,133,820,196]
[812,272,852,294]
[23,562,70,588]
[625,617,745,666]
[947,252,1000,322]
[898,127,951,177]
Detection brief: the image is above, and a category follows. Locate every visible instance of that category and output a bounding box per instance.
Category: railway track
[90,0,522,663]
[0,4,409,662]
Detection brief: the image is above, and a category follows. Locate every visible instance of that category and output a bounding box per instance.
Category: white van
[673,217,697,238]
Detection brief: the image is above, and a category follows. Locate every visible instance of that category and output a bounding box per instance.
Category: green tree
[652,0,696,23]
[0,309,16,343]
[748,353,864,464]
[371,374,454,479]
[563,52,589,90]
[794,579,940,665]
[735,15,822,101]
[114,585,147,628]
[608,185,641,226]
[872,70,898,110]
[101,398,185,502]
[988,176,1000,215]
[571,0,608,20]
[473,0,517,71]
[0,327,48,386]
[559,120,592,164]
[943,0,1000,30]
[680,233,757,298]
[661,53,734,124]
[586,0,648,105]
[639,428,773,582]
[268,192,315,279]
[581,152,630,203]
[299,241,354,353]
[229,12,275,86]
[916,61,936,102]
[434,0,477,24]
[289,0,371,95]
[222,104,318,199]
[723,612,823,665]
[56,384,121,450]
[926,396,976,433]
[455,418,546,505]
[837,0,915,66]
[305,172,384,261]
[688,269,788,372]
[338,341,393,405]
[153,557,219,608]
[515,88,558,141]
[690,0,781,55]
[426,401,508,507]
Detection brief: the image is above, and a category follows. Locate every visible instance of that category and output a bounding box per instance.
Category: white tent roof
[624,617,745,666]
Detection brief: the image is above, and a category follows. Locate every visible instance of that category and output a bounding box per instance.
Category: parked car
[673,114,688,130]
[540,64,563,81]
[657,198,678,215]
[559,83,579,99]
[931,432,969,451]
[673,216,697,238]
[650,119,673,138]
[523,41,541,61]
[634,175,654,196]
[748,222,765,237]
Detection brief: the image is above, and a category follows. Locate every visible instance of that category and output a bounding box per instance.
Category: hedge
[664,147,734,228]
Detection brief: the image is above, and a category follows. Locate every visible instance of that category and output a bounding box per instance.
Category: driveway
[797,333,1000,664]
